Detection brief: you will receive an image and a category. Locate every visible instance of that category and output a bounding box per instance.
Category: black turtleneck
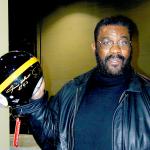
[74,69,131,150]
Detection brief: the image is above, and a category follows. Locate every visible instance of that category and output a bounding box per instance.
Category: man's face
[94,25,131,76]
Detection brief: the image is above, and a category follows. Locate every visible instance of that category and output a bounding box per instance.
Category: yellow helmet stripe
[0,57,38,93]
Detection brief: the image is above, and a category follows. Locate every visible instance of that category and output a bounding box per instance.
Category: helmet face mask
[0,51,43,107]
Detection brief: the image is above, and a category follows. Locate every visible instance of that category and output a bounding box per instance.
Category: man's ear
[91,42,96,53]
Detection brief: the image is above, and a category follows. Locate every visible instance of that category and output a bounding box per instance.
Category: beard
[95,50,132,76]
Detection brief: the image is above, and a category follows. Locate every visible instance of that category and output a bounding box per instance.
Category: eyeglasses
[97,39,131,50]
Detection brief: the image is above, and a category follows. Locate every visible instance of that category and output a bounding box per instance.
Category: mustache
[105,54,125,62]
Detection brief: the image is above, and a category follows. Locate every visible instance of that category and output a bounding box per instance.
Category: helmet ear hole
[32,77,44,96]
[0,94,8,107]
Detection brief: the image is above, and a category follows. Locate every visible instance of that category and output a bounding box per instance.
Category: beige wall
[0,0,8,56]
[0,0,9,149]
[38,1,150,95]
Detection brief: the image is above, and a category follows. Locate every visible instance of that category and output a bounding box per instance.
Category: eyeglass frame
[97,38,132,50]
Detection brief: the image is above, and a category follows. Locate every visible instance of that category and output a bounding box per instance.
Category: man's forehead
[98,25,130,38]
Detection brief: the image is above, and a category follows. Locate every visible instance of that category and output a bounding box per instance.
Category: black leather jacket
[16,68,150,150]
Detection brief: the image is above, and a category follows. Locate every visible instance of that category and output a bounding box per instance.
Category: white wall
[0,0,8,55]
[0,0,9,149]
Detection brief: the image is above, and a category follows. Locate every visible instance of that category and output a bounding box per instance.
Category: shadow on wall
[131,29,148,77]
[131,22,140,74]
[39,0,148,19]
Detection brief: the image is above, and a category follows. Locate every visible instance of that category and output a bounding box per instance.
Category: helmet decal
[0,57,38,93]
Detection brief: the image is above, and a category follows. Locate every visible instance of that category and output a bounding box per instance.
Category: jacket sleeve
[14,91,60,150]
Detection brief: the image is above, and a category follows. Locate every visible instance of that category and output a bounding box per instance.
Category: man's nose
[109,43,121,54]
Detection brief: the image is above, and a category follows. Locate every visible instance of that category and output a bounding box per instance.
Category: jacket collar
[127,72,142,93]
[73,67,149,93]
[129,72,150,92]
[73,68,95,86]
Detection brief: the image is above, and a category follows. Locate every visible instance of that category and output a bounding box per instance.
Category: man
[10,15,150,149]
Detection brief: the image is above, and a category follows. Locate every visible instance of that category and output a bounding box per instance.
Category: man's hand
[31,79,45,100]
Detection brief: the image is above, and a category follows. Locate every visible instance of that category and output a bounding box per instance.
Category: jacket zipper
[112,91,128,150]
[70,87,79,150]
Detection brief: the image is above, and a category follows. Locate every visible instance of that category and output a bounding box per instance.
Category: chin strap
[13,117,21,147]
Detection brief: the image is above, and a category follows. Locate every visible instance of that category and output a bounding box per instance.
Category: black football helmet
[0,51,43,107]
